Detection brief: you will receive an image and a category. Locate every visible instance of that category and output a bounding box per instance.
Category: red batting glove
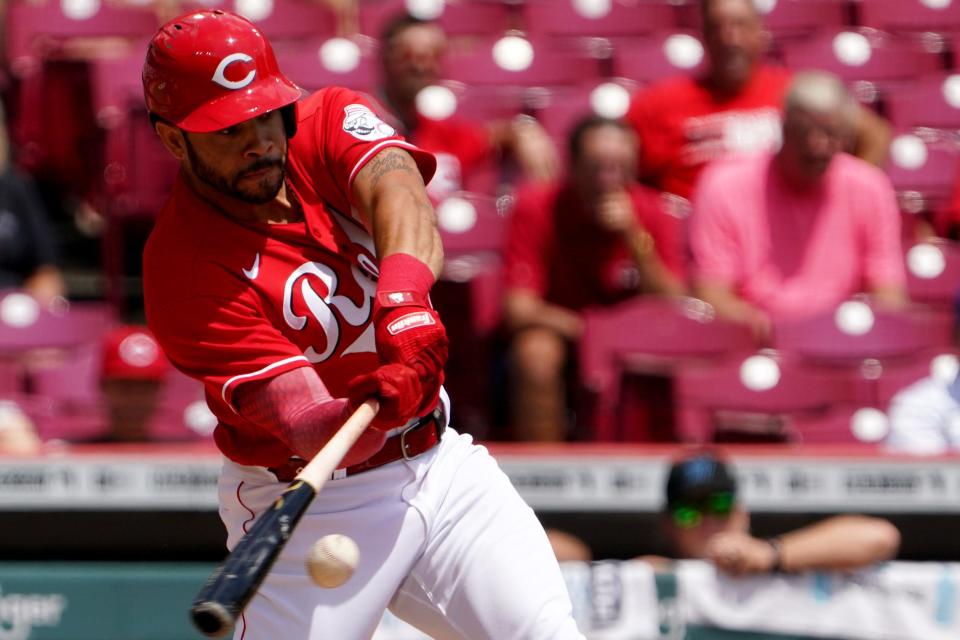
[347,363,423,432]
[373,254,449,414]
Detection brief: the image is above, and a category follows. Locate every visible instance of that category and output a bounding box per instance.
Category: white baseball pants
[219,428,586,640]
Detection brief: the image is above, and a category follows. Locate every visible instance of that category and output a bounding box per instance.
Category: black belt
[268,405,446,482]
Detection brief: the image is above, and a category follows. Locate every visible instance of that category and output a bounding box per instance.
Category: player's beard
[183,136,286,204]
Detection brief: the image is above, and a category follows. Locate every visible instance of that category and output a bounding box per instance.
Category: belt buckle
[400,421,424,461]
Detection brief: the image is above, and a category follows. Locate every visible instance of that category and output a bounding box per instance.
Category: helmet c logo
[212,53,256,90]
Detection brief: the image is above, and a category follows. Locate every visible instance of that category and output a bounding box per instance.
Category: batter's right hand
[347,363,422,432]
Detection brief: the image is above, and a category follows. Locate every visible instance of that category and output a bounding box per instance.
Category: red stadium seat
[672,353,865,443]
[0,296,114,356]
[29,343,99,403]
[435,192,508,257]
[872,351,957,410]
[533,81,636,146]
[755,0,850,37]
[612,32,706,84]
[786,406,888,446]
[92,51,180,312]
[359,0,512,38]
[858,0,960,34]
[442,36,600,87]
[29,346,213,442]
[578,297,755,440]
[90,49,149,128]
[275,40,377,92]
[771,302,954,365]
[0,361,23,395]
[522,0,677,38]
[92,49,173,197]
[149,369,216,441]
[885,132,958,205]
[228,0,336,42]
[6,0,158,68]
[579,297,756,396]
[904,240,960,308]
[457,83,528,120]
[779,30,944,83]
[885,75,960,130]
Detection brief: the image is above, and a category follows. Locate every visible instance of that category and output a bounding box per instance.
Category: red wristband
[376,253,436,309]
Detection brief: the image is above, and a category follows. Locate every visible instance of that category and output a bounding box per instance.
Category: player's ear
[155,120,189,162]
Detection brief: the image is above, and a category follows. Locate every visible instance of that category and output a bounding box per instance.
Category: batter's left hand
[347,363,423,432]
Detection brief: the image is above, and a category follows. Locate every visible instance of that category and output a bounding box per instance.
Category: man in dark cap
[656,452,901,574]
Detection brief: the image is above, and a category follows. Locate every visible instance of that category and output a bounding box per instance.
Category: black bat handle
[190,481,317,637]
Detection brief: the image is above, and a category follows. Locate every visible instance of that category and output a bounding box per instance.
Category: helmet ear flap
[281,103,298,139]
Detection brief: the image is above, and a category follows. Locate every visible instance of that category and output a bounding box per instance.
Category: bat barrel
[189,481,317,637]
[191,601,235,638]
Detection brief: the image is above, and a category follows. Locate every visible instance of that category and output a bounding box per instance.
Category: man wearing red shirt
[141,10,584,639]
[503,117,684,441]
[627,0,890,200]
[373,13,559,201]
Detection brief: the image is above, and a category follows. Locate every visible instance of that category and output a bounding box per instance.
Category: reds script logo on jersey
[280,216,380,364]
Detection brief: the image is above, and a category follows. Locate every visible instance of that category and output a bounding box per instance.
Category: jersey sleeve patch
[342,104,397,141]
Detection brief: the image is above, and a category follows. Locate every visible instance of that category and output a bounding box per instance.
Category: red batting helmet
[142,9,301,133]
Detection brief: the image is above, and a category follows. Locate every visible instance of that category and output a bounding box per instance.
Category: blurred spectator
[626,0,891,200]
[690,72,906,340]
[885,368,960,454]
[0,400,41,454]
[0,102,66,307]
[503,116,685,441]
[373,13,559,200]
[98,325,170,442]
[644,452,901,574]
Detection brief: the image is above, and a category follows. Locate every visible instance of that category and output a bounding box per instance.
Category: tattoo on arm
[365,148,419,191]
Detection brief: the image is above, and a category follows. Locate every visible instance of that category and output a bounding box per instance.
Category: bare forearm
[624,230,685,296]
[371,182,443,276]
[504,290,583,340]
[353,148,444,277]
[696,281,761,323]
[778,516,901,572]
[695,280,770,342]
[852,105,892,168]
[24,265,66,304]
[870,284,908,310]
[487,117,560,181]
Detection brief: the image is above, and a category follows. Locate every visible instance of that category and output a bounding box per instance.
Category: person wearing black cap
[655,452,901,574]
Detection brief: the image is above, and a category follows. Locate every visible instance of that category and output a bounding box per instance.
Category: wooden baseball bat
[189,399,379,637]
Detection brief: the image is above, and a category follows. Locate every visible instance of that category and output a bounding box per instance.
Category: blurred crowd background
[1,0,960,458]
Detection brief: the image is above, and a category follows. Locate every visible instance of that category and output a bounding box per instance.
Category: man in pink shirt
[690,71,907,339]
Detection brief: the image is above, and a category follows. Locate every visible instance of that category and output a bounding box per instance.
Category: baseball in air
[306,534,360,588]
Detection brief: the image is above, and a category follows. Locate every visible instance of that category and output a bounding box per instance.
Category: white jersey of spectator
[886,373,960,454]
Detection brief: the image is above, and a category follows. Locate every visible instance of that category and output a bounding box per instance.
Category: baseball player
[141,10,585,640]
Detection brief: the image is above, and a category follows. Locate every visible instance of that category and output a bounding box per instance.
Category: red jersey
[626,65,791,199]
[143,88,436,467]
[503,180,683,311]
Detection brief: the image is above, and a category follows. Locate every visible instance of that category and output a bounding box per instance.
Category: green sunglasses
[669,491,736,529]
